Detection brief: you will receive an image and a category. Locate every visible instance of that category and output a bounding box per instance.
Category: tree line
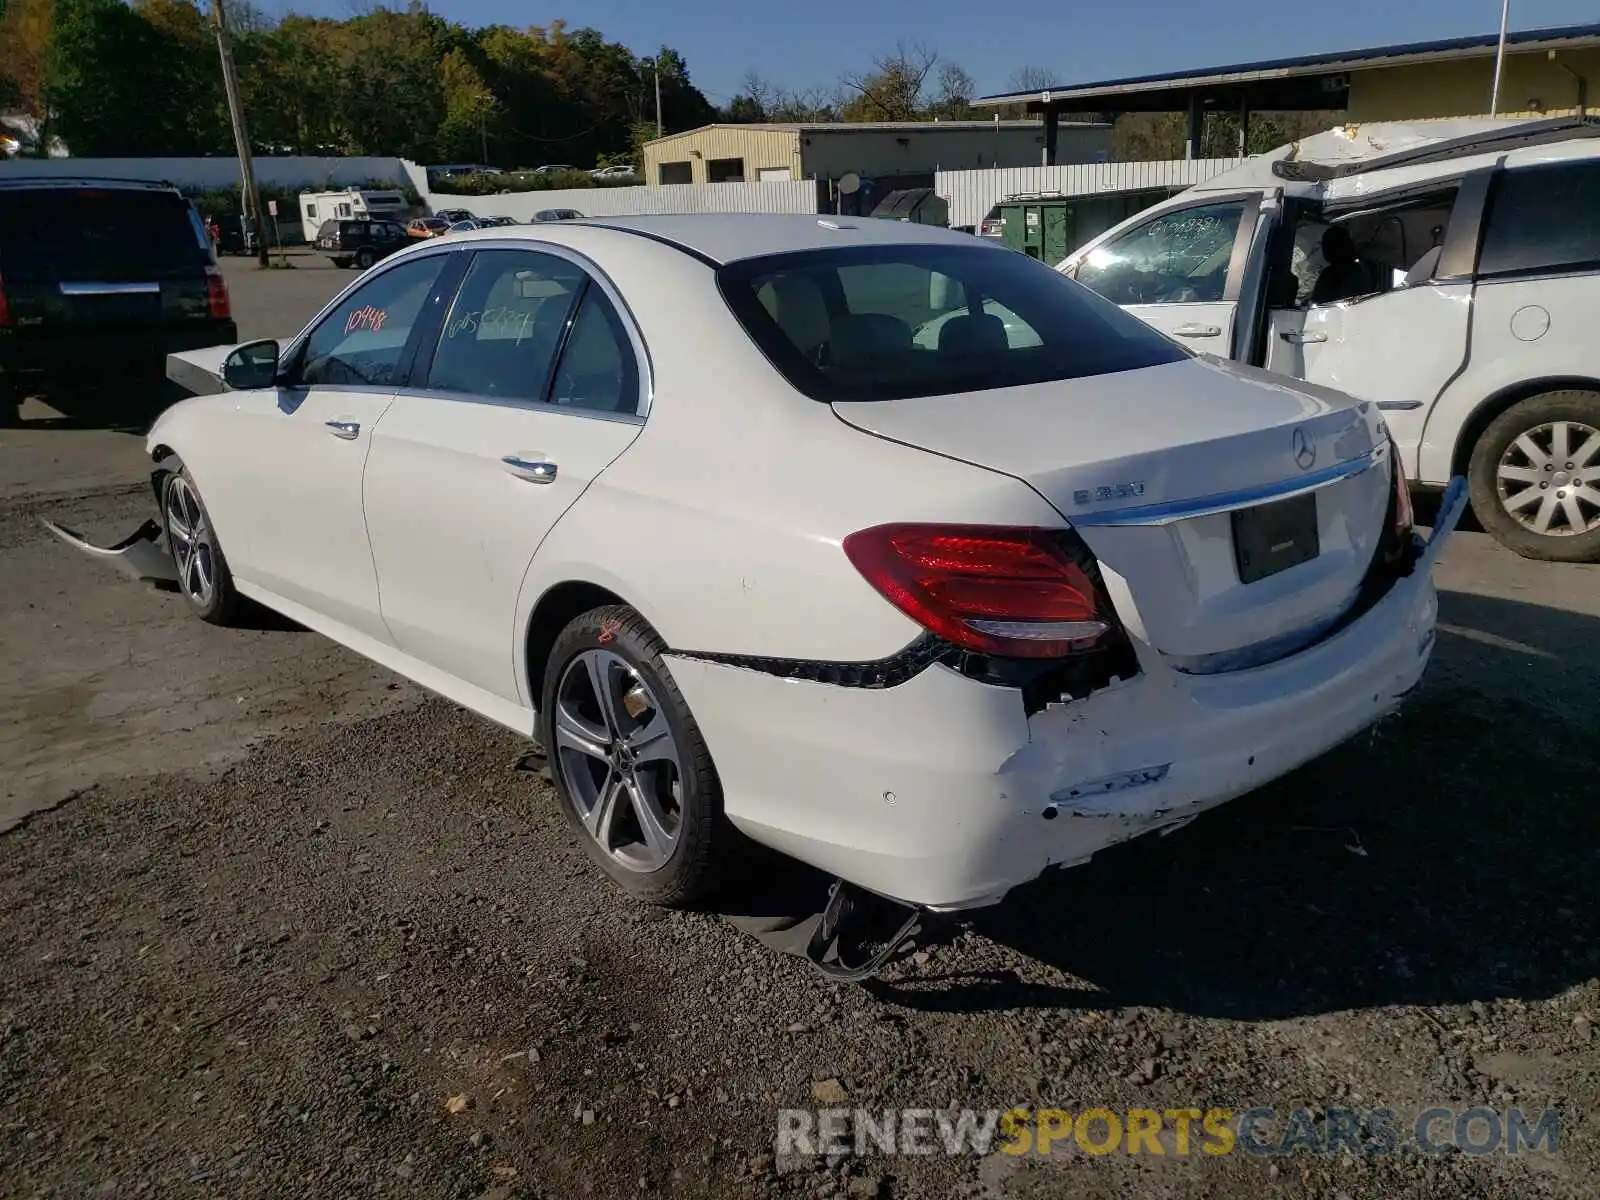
[0,1,1338,167]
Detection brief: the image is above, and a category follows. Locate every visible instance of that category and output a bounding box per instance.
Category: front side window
[1074,200,1247,306]
[297,254,445,389]
[1478,160,1600,277]
[426,249,586,400]
[718,243,1186,403]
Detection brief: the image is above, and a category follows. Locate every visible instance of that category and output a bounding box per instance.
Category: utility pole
[655,63,663,139]
[1490,0,1511,116]
[210,0,267,267]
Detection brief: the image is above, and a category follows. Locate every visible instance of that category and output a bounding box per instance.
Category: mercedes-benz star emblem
[1292,427,1317,472]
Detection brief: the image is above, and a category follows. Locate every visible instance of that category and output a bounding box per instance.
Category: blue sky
[280,0,1600,106]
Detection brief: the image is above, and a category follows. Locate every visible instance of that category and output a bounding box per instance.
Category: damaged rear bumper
[665,478,1468,911]
[42,517,177,584]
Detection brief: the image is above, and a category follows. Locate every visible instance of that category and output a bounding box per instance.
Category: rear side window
[426,249,586,400]
[1478,160,1600,277]
[717,243,1186,403]
[0,186,209,275]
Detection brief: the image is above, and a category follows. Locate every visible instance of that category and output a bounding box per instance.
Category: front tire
[161,469,242,625]
[539,605,728,907]
[1467,390,1600,563]
[354,247,375,270]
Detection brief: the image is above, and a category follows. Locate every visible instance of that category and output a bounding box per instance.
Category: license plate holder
[1232,492,1320,584]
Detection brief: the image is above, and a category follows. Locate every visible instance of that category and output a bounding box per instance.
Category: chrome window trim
[281,237,655,421]
[1068,443,1386,527]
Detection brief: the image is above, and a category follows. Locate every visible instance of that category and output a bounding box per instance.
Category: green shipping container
[998,187,1179,264]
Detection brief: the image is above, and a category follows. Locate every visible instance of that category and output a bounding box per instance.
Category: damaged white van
[1061,116,1600,563]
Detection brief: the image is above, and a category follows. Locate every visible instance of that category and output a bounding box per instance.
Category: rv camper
[298,188,407,241]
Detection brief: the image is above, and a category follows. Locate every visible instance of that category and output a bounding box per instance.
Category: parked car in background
[1061,115,1600,563]
[0,177,236,406]
[121,215,1461,957]
[590,165,637,181]
[476,215,520,227]
[313,217,407,270]
[532,208,585,223]
[445,220,482,235]
[433,208,477,225]
[531,165,579,175]
[977,207,1004,239]
[407,217,450,240]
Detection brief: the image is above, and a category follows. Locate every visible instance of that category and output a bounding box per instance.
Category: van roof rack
[1272,115,1600,183]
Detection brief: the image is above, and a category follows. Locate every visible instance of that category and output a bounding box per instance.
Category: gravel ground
[0,260,1595,1199]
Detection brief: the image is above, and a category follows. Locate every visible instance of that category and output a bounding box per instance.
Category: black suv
[0,178,238,401]
[314,218,407,269]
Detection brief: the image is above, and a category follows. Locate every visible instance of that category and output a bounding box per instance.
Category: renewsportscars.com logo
[777,1105,1561,1159]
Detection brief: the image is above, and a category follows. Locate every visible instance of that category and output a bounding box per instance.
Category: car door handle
[1279,330,1328,344]
[325,419,361,440]
[1171,323,1222,338]
[502,455,558,484]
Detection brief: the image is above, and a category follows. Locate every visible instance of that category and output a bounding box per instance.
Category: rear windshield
[717,243,1186,402]
[0,187,210,274]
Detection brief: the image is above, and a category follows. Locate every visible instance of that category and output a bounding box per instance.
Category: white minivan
[1060,116,1600,563]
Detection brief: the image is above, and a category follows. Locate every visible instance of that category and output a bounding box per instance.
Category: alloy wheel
[1495,420,1600,538]
[165,476,216,607]
[553,649,684,873]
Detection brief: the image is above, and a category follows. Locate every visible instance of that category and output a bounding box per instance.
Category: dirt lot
[0,255,1596,1199]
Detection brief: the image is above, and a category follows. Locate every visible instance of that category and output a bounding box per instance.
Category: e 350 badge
[1073,481,1147,506]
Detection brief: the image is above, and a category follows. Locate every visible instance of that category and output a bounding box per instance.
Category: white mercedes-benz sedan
[59,215,1465,933]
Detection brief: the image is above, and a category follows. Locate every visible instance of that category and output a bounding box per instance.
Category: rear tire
[539,605,729,907]
[354,248,375,270]
[161,469,242,625]
[1467,390,1600,563]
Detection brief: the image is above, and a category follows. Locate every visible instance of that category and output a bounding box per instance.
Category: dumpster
[869,187,948,227]
[996,187,1179,262]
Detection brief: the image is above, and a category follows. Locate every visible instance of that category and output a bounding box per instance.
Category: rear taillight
[204,265,231,320]
[843,524,1115,659]
[979,219,1003,237]
[1390,440,1415,541]
[0,273,10,326]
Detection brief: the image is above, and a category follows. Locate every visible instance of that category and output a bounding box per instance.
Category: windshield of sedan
[716,243,1186,402]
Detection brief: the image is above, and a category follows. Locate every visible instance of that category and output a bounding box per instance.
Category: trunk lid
[831,356,1394,666]
[0,186,216,331]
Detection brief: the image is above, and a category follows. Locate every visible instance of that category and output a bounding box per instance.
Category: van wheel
[539,605,730,907]
[354,248,375,269]
[1467,390,1600,563]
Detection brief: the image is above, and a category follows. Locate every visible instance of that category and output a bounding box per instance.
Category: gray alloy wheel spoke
[625,774,675,863]
[1498,420,1600,536]
[1496,463,1541,485]
[625,708,678,769]
[553,700,610,763]
[584,651,625,739]
[585,769,623,846]
[1572,432,1600,471]
[1512,433,1550,469]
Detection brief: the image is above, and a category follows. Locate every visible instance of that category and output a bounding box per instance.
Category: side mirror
[222,339,280,390]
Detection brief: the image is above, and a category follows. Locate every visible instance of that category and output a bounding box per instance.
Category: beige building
[641,120,1112,187]
[973,22,1600,160]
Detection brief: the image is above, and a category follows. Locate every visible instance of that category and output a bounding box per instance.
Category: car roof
[539,213,1000,265]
